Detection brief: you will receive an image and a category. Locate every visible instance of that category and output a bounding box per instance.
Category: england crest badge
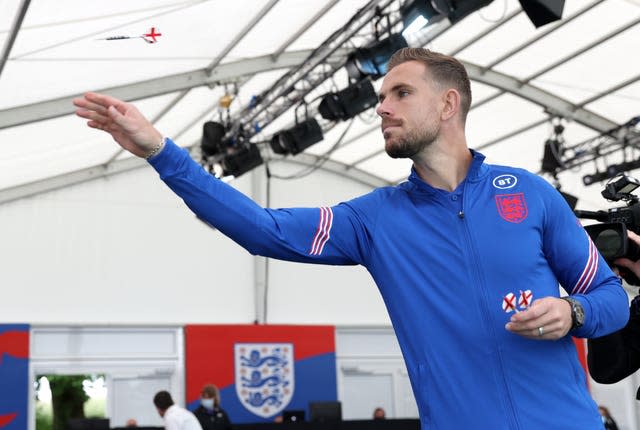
[495,193,528,223]
[234,343,294,418]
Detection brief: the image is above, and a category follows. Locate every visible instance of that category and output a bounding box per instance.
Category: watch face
[570,298,585,328]
[575,302,585,326]
[564,297,585,329]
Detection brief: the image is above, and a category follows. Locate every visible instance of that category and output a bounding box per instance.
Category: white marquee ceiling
[0,0,639,210]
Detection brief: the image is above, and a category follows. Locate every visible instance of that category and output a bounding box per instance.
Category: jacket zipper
[459,181,521,430]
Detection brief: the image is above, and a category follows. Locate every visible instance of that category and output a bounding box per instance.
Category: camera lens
[594,228,623,259]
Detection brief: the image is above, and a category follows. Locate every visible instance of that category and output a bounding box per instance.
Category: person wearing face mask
[193,384,232,430]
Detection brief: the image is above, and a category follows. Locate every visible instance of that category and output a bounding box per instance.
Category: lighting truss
[219,0,400,148]
[554,116,640,181]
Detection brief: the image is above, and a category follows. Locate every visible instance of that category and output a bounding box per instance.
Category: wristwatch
[561,297,585,330]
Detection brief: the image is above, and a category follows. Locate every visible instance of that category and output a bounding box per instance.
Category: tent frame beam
[0,49,344,130]
[0,0,31,78]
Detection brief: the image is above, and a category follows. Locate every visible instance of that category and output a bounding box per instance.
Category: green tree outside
[35,375,106,430]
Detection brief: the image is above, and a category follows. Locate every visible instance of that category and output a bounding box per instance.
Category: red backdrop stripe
[572,337,589,390]
[0,331,29,364]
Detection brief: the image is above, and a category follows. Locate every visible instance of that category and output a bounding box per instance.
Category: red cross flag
[518,290,533,309]
[502,292,517,313]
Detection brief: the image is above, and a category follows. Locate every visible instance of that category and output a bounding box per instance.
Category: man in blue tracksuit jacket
[74,48,628,429]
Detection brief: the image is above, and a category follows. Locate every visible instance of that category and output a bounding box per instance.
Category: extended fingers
[74,94,112,125]
[74,99,108,115]
[84,92,128,111]
[506,317,547,334]
[76,107,112,127]
[509,300,545,323]
[86,120,113,131]
[73,92,131,118]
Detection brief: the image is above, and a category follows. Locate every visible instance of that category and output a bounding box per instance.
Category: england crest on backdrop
[234,343,295,418]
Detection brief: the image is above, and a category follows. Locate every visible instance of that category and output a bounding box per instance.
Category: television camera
[575,174,640,285]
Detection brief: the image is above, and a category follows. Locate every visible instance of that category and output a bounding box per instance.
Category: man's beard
[385,123,439,159]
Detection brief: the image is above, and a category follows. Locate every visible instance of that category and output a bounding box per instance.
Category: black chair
[309,401,342,423]
[67,418,110,430]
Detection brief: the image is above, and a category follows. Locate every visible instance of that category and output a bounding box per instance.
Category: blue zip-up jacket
[150,139,628,429]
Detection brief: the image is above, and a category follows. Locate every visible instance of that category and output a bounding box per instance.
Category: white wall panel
[0,167,255,324]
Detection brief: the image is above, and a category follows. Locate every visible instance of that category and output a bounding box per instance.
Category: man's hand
[73,92,163,158]
[614,230,640,278]
[505,297,573,340]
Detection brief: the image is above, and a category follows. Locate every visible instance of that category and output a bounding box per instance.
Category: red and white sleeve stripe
[309,207,333,255]
[571,232,599,294]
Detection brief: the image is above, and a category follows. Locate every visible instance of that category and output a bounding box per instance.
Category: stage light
[401,0,444,38]
[345,33,408,80]
[201,121,227,157]
[318,79,378,122]
[583,171,611,186]
[582,160,640,186]
[270,118,324,155]
[607,160,640,179]
[518,0,565,28]
[220,144,263,178]
[431,0,495,24]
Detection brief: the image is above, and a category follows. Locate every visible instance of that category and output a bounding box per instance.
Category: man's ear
[441,89,461,121]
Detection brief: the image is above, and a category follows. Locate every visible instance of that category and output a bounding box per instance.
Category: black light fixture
[582,172,603,186]
[583,160,640,186]
[583,171,616,186]
[431,0,495,24]
[201,121,227,157]
[270,117,324,156]
[318,79,378,122]
[518,0,565,28]
[606,160,640,178]
[345,33,408,81]
[400,0,444,38]
[220,144,263,178]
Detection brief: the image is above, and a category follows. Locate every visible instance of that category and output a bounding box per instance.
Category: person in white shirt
[153,390,203,430]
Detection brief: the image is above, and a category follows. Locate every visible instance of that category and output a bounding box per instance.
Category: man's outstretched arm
[74,92,372,266]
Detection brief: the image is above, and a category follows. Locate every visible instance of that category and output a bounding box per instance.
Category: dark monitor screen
[67,418,110,430]
[309,401,342,423]
[283,410,306,422]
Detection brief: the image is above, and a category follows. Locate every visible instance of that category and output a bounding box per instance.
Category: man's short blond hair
[388,47,472,123]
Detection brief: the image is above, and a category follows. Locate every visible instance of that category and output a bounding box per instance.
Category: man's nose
[376,100,390,117]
